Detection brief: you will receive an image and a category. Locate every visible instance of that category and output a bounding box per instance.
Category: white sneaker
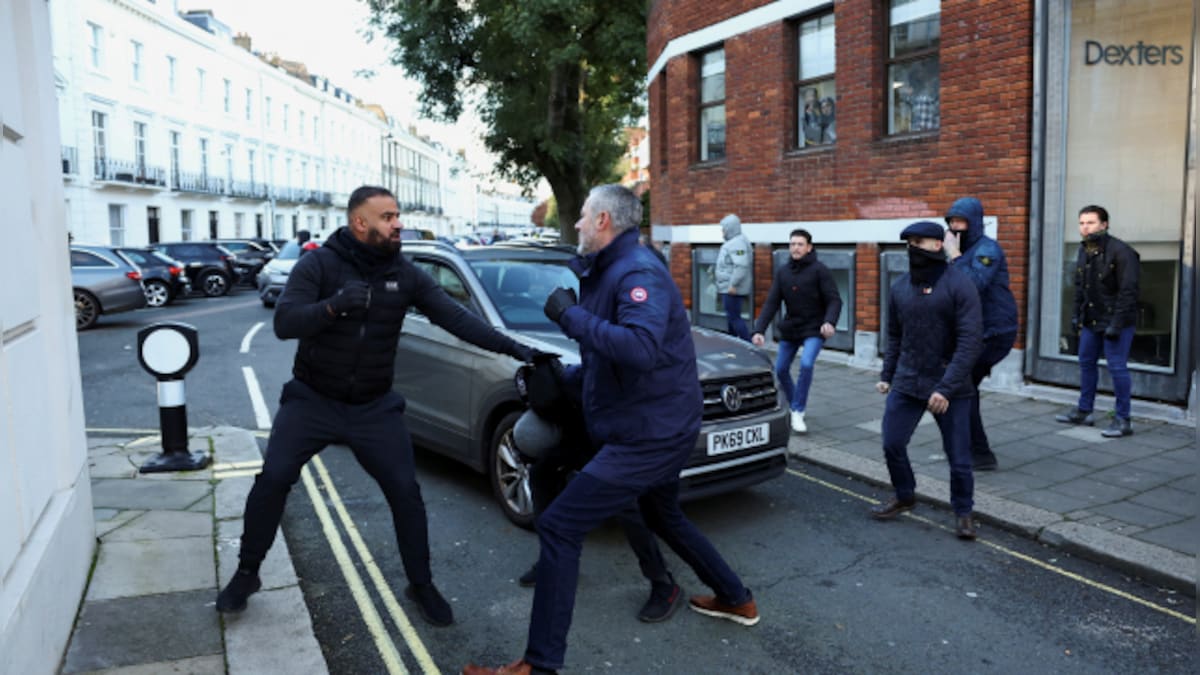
[790,411,806,433]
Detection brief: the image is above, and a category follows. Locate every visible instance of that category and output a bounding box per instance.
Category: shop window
[691,247,753,332]
[698,48,726,162]
[796,12,837,148]
[886,0,940,134]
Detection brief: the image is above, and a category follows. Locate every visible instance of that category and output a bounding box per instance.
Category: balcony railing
[173,171,225,196]
[94,157,167,187]
[302,190,332,206]
[228,180,269,200]
[62,146,78,176]
[273,186,304,203]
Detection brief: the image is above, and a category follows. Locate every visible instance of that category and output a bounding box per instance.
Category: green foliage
[640,188,650,230]
[366,0,647,242]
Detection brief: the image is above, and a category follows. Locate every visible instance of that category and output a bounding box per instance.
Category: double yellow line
[786,467,1195,625]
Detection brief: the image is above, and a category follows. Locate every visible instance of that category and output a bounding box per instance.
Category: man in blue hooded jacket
[463,184,757,675]
[873,221,983,540]
[943,197,1018,471]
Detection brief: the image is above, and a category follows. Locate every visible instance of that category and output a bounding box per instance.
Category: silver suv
[396,241,788,527]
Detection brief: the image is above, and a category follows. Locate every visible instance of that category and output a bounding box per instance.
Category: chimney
[233,32,252,52]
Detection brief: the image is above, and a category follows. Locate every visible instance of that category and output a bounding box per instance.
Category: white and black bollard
[136,322,210,473]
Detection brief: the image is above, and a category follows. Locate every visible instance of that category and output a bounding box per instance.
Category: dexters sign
[1084,40,1185,66]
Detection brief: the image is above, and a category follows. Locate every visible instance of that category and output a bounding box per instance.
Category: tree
[366,0,646,245]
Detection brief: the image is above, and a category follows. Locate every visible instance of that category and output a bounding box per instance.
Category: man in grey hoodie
[715,214,753,341]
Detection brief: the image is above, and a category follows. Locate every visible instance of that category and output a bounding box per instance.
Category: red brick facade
[649,0,1034,346]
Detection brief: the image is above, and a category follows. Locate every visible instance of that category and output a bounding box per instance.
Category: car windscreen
[469,259,579,330]
[275,241,303,260]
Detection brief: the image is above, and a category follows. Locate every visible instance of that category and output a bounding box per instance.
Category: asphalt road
[78,293,1196,674]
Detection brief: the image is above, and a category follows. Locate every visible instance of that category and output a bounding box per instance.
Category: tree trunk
[542,61,587,246]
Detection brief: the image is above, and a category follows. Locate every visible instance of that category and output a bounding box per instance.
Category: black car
[116,247,190,307]
[151,242,238,297]
[212,239,275,284]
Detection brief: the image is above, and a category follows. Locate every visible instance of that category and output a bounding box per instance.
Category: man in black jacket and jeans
[1055,205,1141,437]
[216,186,540,624]
[872,221,983,540]
[750,229,842,434]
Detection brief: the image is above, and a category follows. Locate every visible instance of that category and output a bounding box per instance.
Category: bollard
[135,321,210,473]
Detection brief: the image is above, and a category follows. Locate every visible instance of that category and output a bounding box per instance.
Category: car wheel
[490,410,536,529]
[201,270,230,297]
[143,279,171,307]
[74,289,99,330]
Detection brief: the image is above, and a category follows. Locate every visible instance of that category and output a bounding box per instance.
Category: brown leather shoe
[955,514,977,540]
[461,660,532,675]
[869,498,916,520]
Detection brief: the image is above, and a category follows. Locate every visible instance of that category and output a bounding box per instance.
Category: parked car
[70,245,147,330]
[400,228,436,241]
[395,241,788,527]
[211,239,275,284]
[256,239,315,307]
[151,242,238,297]
[116,247,189,307]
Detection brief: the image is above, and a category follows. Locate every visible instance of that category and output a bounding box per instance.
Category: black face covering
[907,245,947,285]
[1082,230,1108,255]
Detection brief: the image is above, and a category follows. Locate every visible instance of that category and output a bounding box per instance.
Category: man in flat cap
[872,221,983,539]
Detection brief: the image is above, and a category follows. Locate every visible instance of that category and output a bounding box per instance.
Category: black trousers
[969,332,1016,455]
[239,378,433,585]
[528,426,671,587]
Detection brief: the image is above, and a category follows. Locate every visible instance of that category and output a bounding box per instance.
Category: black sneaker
[1054,407,1094,425]
[216,570,261,613]
[637,581,683,623]
[518,563,537,588]
[1101,416,1133,437]
[972,450,998,471]
[406,583,454,627]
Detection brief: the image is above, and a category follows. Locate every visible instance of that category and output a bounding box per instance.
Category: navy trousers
[968,332,1016,455]
[239,378,433,585]
[881,390,974,516]
[524,465,749,670]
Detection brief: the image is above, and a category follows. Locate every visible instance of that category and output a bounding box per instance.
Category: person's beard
[365,227,400,253]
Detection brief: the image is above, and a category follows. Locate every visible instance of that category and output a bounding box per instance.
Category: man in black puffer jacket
[1055,204,1141,437]
[217,186,539,624]
[750,229,842,434]
[872,221,983,540]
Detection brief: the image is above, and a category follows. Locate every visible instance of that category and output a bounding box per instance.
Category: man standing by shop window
[1055,205,1141,437]
[873,221,982,540]
[942,198,1018,471]
[750,229,842,434]
[715,213,752,341]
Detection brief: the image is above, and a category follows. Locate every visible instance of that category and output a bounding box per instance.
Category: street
[78,293,1196,673]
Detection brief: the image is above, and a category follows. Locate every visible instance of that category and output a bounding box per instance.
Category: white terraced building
[49,0,477,246]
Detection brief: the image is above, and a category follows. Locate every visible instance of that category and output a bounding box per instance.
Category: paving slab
[1132,519,1199,556]
[88,453,139,479]
[87,537,216,601]
[91,479,212,511]
[1051,477,1139,506]
[94,510,143,539]
[1090,501,1189,530]
[60,590,222,673]
[74,654,225,675]
[215,474,255,521]
[1040,521,1195,591]
[1011,457,1095,483]
[1128,486,1197,518]
[101,510,213,542]
[223,586,327,675]
[216,519,298,591]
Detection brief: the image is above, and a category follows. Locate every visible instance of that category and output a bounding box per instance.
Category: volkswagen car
[395,240,788,527]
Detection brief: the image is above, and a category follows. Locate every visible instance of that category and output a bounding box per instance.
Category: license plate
[706,423,770,456]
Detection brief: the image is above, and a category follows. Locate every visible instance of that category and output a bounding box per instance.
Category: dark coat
[1072,232,1141,331]
[945,197,1018,339]
[275,227,526,404]
[557,228,702,487]
[752,251,842,341]
[881,264,983,400]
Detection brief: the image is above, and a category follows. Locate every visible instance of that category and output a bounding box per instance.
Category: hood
[324,225,397,272]
[720,214,742,240]
[790,249,818,270]
[945,197,984,250]
[690,327,774,375]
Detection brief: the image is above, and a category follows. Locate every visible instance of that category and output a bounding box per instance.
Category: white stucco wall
[0,2,96,674]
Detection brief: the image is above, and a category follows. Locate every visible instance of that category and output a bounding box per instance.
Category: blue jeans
[525,470,749,670]
[775,336,824,413]
[881,390,974,516]
[1077,325,1135,419]
[722,293,751,342]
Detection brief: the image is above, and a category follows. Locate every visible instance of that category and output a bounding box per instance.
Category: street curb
[200,425,329,675]
[789,441,1197,596]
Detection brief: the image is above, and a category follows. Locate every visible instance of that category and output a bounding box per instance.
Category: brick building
[647,0,1197,412]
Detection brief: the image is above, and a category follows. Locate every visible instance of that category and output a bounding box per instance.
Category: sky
[192,0,502,181]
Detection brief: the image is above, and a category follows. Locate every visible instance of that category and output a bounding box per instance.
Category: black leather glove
[326,280,371,316]
[543,287,578,324]
[1104,323,1122,340]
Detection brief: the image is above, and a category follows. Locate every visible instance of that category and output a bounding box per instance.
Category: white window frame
[131,40,143,83]
[88,22,103,69]
[166,55,176,94]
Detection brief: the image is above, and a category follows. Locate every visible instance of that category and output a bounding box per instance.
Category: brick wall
[649,0,1035,348]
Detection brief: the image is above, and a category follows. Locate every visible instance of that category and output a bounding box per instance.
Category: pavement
[59,361,1196,673]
